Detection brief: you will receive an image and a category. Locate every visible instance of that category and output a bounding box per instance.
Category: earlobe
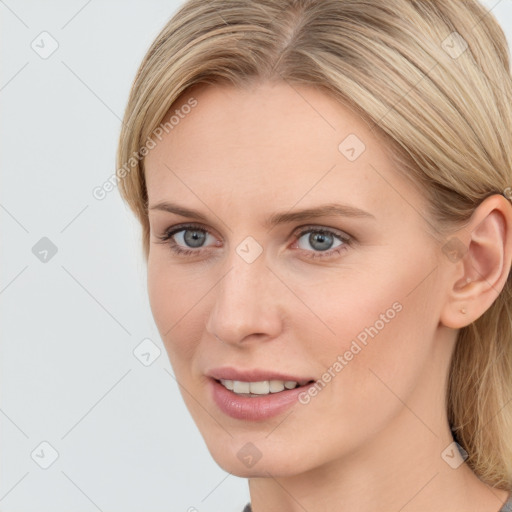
[439,194,512,330]
[440,268,475,329]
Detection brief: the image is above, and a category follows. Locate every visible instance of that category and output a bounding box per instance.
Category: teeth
[220,379,300,395]
[269,380,285,392]
[250,381,270,394]
[232,381,250,393]
[220,379,234,390]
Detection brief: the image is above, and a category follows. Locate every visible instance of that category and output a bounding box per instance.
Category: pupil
[309,232,333,251]
[184,230,206,248]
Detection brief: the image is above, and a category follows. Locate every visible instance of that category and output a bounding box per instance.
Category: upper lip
[207,367,315,385]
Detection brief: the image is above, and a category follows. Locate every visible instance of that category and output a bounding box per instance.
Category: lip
[207,367,315,385]
[207,367,316,421]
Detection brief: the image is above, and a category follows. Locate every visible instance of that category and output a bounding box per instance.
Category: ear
[440,194,512,329]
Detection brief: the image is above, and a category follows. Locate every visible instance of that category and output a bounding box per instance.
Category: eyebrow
[149,201,375,228]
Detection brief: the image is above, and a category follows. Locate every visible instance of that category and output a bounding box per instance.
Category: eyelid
[156,222,354,258]
[158,222,352,240]
[158,222,219,241]
[293,224,352,242]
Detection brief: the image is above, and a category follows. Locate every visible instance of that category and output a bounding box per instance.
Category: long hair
[116,0,512,489]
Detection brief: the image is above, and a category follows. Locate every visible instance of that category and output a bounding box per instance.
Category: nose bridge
[206,245,281,344]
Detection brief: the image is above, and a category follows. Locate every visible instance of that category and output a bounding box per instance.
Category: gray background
[1,1,511,511]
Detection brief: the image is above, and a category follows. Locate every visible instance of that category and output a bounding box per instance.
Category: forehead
[151,81,379,163]
[144,81,421,220]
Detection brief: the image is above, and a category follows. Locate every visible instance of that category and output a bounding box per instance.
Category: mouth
[207,368,317,421]
[215,378,315,397]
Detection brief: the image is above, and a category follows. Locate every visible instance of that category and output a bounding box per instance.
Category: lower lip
[209,379,313,421]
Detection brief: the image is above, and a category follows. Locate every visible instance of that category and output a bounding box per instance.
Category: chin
[204,434,314,478]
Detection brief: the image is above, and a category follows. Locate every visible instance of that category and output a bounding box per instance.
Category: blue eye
[296,229,343,252]
[156,223,352,260]
[157,223,217,256]
[293,227,351,259]
[173,227,212,248]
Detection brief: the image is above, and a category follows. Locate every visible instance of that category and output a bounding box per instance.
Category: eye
[155,223,352,260]
[292,226,351,259]
[155,223,219,256]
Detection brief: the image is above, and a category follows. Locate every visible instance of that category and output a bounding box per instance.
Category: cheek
[298,263,425,346]
[280,266,442,464]
[146,256,208,368]
[311,259,442,413]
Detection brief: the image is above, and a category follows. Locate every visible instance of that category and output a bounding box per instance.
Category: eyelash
[155,222,353,260]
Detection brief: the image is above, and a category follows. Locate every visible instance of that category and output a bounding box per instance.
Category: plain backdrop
[1,1,511,511]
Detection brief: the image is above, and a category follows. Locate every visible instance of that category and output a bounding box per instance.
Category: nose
[205,248,283,346]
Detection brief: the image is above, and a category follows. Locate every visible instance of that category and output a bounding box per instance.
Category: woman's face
[144,80,456,477]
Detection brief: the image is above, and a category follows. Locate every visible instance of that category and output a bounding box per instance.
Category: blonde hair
[116,0,512,490]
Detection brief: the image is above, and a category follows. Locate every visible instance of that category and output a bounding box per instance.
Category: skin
[144,80,512,512]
